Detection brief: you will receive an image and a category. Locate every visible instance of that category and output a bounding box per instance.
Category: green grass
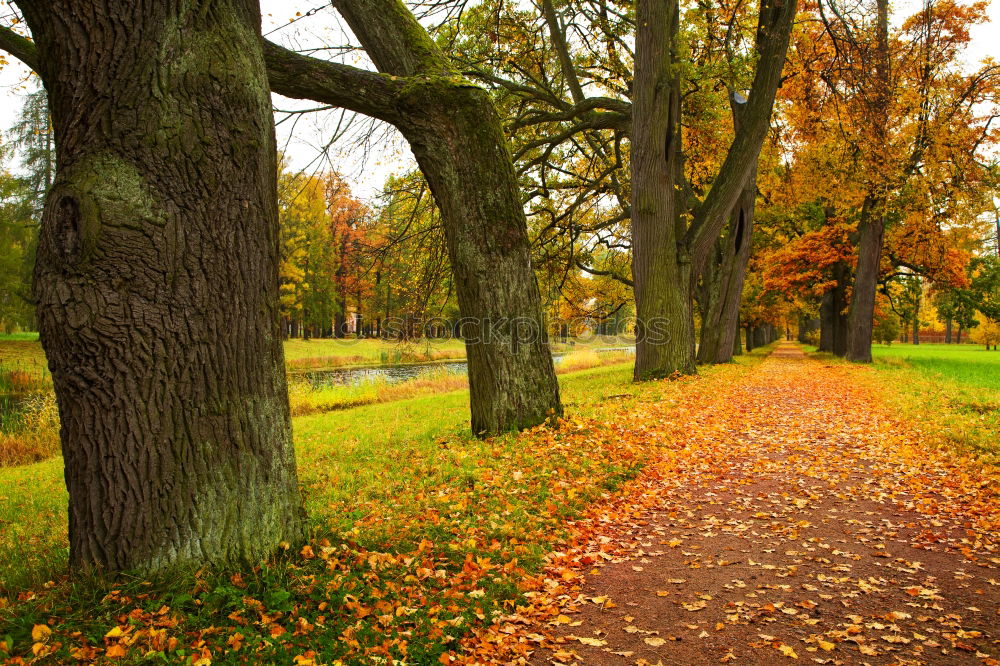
[871,343,1000,392]
[809,343,1000,463]
[0,333,39,342]
[0,361,644,593]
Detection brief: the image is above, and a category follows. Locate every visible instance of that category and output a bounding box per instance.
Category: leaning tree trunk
[697,173,755,365]
[399,91,561,433]
[22,0,304,571]
[331,0,560,434]
[845,196,885,362]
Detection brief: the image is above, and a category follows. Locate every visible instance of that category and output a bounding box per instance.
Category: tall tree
[0,1,305,571]
[264,0,561,434]
[0,165,34,332]
[630,0,795,378]
[8,84,54,218]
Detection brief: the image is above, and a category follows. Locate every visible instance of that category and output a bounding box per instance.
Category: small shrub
[0,392,60,466]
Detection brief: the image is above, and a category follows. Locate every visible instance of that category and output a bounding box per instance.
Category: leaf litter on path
[456,343,1000,665]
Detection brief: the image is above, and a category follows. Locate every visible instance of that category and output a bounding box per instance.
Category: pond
[296,346,636,388]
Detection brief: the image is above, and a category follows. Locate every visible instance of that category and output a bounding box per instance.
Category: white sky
[0,0,997,201]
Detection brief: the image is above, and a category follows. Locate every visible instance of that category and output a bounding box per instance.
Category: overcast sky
[0,0,997,201]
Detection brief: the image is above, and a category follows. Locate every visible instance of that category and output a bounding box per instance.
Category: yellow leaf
[644,637,666,647]
[817,640,835,651]
[31,624,51,641]
[105,644,127,658]
[576,637,607,647]
[778,643,798,659]
[105,626,125,639]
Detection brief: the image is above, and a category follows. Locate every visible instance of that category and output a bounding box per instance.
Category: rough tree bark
[630,0,795,379]
[844,0,890,363]
[845,206,885,361]
[3,0,304,571]
[697,167,756,365]
[265,0,560,433]
[630,0,692,378]
[819,263,850,356]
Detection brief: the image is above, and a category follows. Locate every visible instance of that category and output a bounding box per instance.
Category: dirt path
[522,343,1000,665]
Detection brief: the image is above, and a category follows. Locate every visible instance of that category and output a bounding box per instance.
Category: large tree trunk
[844,0,890,363]
[697,173,755,364]
[630,0,693,379]
[630,0,794,379]
[845,198,885,363]
[332,0,561,434]
[22,0,304,571]
[945,317,953,343]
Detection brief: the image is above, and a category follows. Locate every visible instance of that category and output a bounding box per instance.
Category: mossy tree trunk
[819,264,850,356]
[630,0,794,379]
[265,0,561,434]
[398,88,561,433]
[845,195,885,362]
[697,169,756,365]
[11,0,304,572]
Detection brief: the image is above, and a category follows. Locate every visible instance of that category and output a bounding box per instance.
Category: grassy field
[0,333,634,465]
[0,346,772,663]
[811,343,1000,463]
[1,333,636,372]
[872,343,1000,391]
[0,350,642,592]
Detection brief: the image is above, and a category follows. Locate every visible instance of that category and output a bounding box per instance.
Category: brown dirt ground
[528,343,999,666]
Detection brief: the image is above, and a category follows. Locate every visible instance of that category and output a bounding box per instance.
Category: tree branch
[685,0,797,270]
[541,0,586,104]
[263,40,405,125]
[575,259,634,286]
[0,24,38,73]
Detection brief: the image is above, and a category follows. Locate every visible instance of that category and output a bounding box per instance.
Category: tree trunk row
[697,169,756,365]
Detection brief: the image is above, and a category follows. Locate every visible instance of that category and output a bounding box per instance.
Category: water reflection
[296,346,636,388]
